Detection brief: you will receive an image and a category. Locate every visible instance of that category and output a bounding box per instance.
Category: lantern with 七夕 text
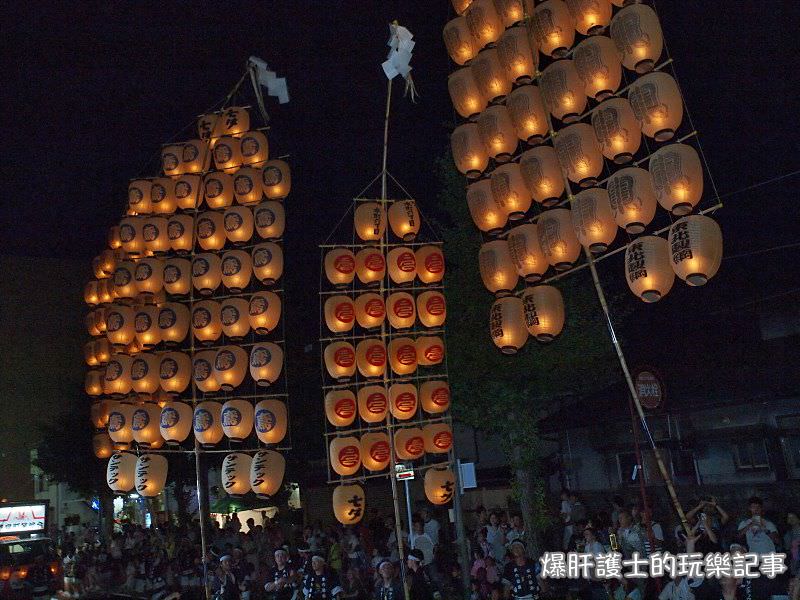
[571,187,617,253]
[358,386,389,423]
[248,291,281,334]
[356,338,387,379]
[221,250,253,293]
[355,202,387,242]
[467,179,507,235]
[360,434,391,472]
[192,300,222,344]
[105,305,136,348]
[417,336,445,366]
[161,144,183,177]
[424,423,454,454]
[174,174,201,209]
[479,240,518,296]
[193,350,221,393]
[649,144,703,216]
[325,390,357,428]
[394,427,425,461]
[168,215,194,254]
[355,247,385,286]
[387,292,417,329]
[532,0,575,58]
[425,467,456,505]
[250,450,285,498]
[325,295,355,333]
[541,60,587,124]
[160,401,193,444]
[443,16,478,66]
[465,0,503,47]
[554,123,604,188]
[448,68,486,120]
[128,181,152,215]
[388,337,417,376]
[221,298,251,339]
[519,146,564,207]
[324,341,356,382]
[134,258,164,296]
[150,177,177,215]
[506,85,548,146]
[592,98,641,164]
[221,399,254,442]
[130,352,161,395]
[668,215,722,286]
[333,483,366,525]
[491,162,532,220]
[107,452,137,493]
[573,35,622,101]
[224,206,255,244]
[388,200,420,241]
[497,25,537,85]
[93,433,113,459]
[387,247,417,285]
[489,296,528,353]
[451,123,489,179]
[213,346,249,391]
[538,209,582,271]
[416,246,445,284]
[204,172,234,209]
[131,404,162,446]
[390,383,418,420]
[233,167,263,204]
[420,381,451,414]
[566,0,612,35]
[159,302,190,345]
[325,248,356,287]
[222,453,253,496]
[507,223,548,282]
[193,401,224,448]
[113,261,137,300]
[262,160,292,199]
[471,49,511,104]
[254,201,286,240]
[477,105,518,163]
[250,343,284,387]
[240,130,269,166]
[607,167,657,234]
[107,402,134,447]
[252,243,284,285]
[330,436,361,476]
[159,351,192,394]
[610,4,663,73]
[213,135,243,173]
[624,236,674,302]
[196,211,226,251]
[627,72,683,142]
[143,217,170,254]
[254,399,288,445]
[418,291,446,328]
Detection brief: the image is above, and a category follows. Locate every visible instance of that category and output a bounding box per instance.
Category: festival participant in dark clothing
[266,548,297,600]
[303,555,343,600]
[406,549,439,600]
[218,555,242,600]
[374,560,404,600]
[501,540,540,600]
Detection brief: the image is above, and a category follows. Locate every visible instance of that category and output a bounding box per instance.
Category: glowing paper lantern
[107,452,137,493]
[220,297,250,339]
[387,247,417,285]
[358,386,389,423]
[627,72,683,142]
[649,144,703,215]
[240,130,269,166]
[108,226,122,249]
[610,4,663,73]
[90,399,110,429]
[261,160,292,199]
[360,434,391,472]
[94,339,111,364]
[417,336,445,366]
[333,483,366,524]
[324,295,355,333]
[624,236,674,302]
[573,35,623,101]
[522,285,565,341]
[107,402,134,446]
[330,436,361,476]
[324,248,356,287]
[120,217,146,255]
[507,223,548,282]
[591,98,641,164]
[113,261,137,300]
[532,0,576,58]
[167,215,194,254]
[213,346,249,391]
[465,0,503,47]
[607,167,657,234]
[221,453,253,496]
[97,278,115,304]
[159,351,192,394]
[566,0,612,35]
[356,338,387,378]
[193,350,221,393]
[388,337,418,376]
[249,343,284,387]
[424,423,454,454]
[93,433,113,459]
[254,399,288,444]
[479,240,519,296]
[571,187,617,253]
[325,390,357,427]
[163,258,192,296]
[214,107,250,138]
[196,211,226,251]
[387,292,417,329]
[181,140,211,174]
[254,201,286,239]
[128,181,152,215]
[389,384,418,420]
[448,68,486,120]
[158,302,190,345]
[451,123,489,179]
[192,300,222,344]
[394,428,425,461]
[174,174,202,209]
[233,167,263,204]
[467,179,507,235]
[221,399,254,442]
[354,202,387,242]
[538,208,582,271]
[489,296,527,353]
[161,144,183,177]
[85,370,103,396]
[388,200,420,241]
[134,257,164,296]
[554,123,604,187]
[248,291,281,335]
[470,49,511,103]
[221,250,253,292]
[143,217,170,254]
[105,305,136,348]
[355,247,386,286]
[541,60,586,123]
[193,401,224,448]
[417,291,447,328]
[250,450,285,498]
[497,25,537,84]
[491,162,532,220]
[425,467,456,505]
[506,85,548,145]
[420,381,451,414]
[131,404,161,446]
[324,341,356,381]
[224,206,255,244]
[150,177,177,215]
[519,146,565,207]
[443,17,478,66]
[213,135,243,173]
[99,249,118,278]
[159,401,193,444]
[416,246,445,284]
[478,105,518,162]
[496,0,524,26]
[203,172,234,209]
[668,216,722,286]
[252,242,284,285]
[130,352,161,395]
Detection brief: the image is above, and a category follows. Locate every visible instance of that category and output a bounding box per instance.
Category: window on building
[617,452,644,485]
[672,449,697,479]
[733,440,770,470]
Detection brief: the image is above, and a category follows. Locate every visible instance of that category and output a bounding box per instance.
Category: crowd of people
[45,492,800,600]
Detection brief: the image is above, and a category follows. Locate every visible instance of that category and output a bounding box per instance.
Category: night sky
[1,2,798,499]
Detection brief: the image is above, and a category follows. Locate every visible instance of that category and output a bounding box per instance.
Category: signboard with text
[0,503,48,534]
[634,368,665,410]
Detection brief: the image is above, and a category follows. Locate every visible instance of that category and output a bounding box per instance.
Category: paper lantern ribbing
[192,254,222,296]
[194,401,224,448]
[128,182,152,216]
[325,248,357,286]
[222,453,253,497]
[507,223,548,282]
[233,167,263,204]
[196,211,226,251]
[479,240,518,296]
[522,285,565,341]
[388,337,418,376]
[467,179,507,235]
[506,85,549,146]
[448,68,486,120]
[249,343,284,387]
[532,0,576,58]
[491,162,532,219]
[627,72,683,142]
[591,98,641,164]
[192,300,222,344]
[451,123,489,179]
[221,399,255,442]
[387,248,417,285]
[519,146,565,207]
[330,436,362,476]
[607,167,657,234]
[571,187,617,253]
[167,216,194,255]
[470,49,511,104]
[489,296,528,354]
[159,351,192,394]
[360,434,391,472]
[355,247,386,285]
[130,353,161,395]
[324,341,356,382]
[161,145,183,177]
[204,172,234,209]
[610,4,663,73]
[417,336,445,366]
[420,381,451,414]
[213,346,249,391]
[416,246,445,284]
[131,404,162,446]
[566,0,612,35]
[443,17,478,66]
[624,236,674,302]
[387,292,417,329]
[250,450,285,498]
[573,35,623,101]
[193,350,221,393]
[333,484,366,525]
[354,293,386,329]
[249,291,282,334]
[649,144,703,215]
[554,123,603,187]
[221,250,253,293]
[254,399,288,445]
[107,452,137,493]
[135,454,167,497]
[181,140,211,174]
[423,423,454,454]
[224,206,255,244]
[465,0,503,47]
[424,467,456,505]
[221,297,250,339]
[496,25,537,85]
[113,261,137,300]
[541,60,586,124]
[93,433,113,459]
[254,201,286,239]
[388,200,421,241]
[354,202,387,242]
[389,383,419,420]
[668,215,722,286]
[159,401,193,444]
[107,402,134,448]
[213,136,243,173]
[174,173,202,209]
[356,338,387,378]
[417,291,447,328]
[394,427,425,461]
[262,160,292,199]
[325,295,356,333]
[150,177,177,214]
[105,305,136,348]
[325,390,357,427]
[143,217,170,253]
[252,243,284,285]
[358,386,389,423]
[104,355,132,396]
[134,305,161,348]
[240,130,269,166]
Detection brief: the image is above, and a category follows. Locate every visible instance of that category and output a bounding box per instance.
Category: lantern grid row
[322,245,445,288]
[322,335,447,382]
[323,289,446,334]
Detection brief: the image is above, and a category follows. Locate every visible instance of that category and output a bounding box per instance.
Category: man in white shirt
[421,509,440,547]
[737,496,779,555]
[409,519,434,566]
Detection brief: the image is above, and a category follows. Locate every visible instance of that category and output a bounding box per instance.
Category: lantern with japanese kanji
[159,302,190,345]
[420,381,451,414]
[649,144,703,216]
[554,123,603,187]
[324,248,357,287]
[150,177,177,214]
[465,0,503,47]
[451,123,489,178]
[424,423,454,454]
[497,25,537,84]
[213,135,243,173]
[130,352,161,396]
[167,215,194,254]
[573,35,622,101]
[252,242,284,285]
[175,174,202,209]
[131,404,161,446]
[220,297,250,339]
[159,351,192,394]
[443,16,478,66]
[249,343,284,387]
[491,162,532,220]
[254,201,286,239]
[507,223,548,282]
[128,181,152,216]
[105,305,136,348]
[107,402,134,447]
[193,401,224,448]
[203,172,234,209]
[221,453,252,497]
[182,139,211,173]
[143,217,170,254]
[607,167,657,234]
[566,0,612,35]
[571,187,617,253]
[389,383,418,420]
[221,250,253,293]
[519,146,565,207]
[479,240,518,296]
[134,258,164,296]
[193,350,221,393]
[627,72,683,142]
[360,434,391,472]
[506,85,549,145]
[113,261,137,300]
[196,211,226,251]
[448,68,486,120]
[240,130,269,166]
[224,206,255,244]
[355,202,387,242]
[213,346,249,391]
[107,451,137,493]
[388,337,418,376]
[522,285,565,341]
[161,144,183,177]
[532,0,576,58]
[424,467,456,505]
[254,399,288,444]
[160,401,193,444]
[104,354,132,396]
[624,236,674,302]
[467,179,507,235]
[416,246,445,284]
[478,105,518,163]
[221,399,254,442]
[541,60,586,124]
[333,484,366,525]
[394,427,425,461]
[388,200,420,241]
[668,215,722,286]
[325,295,356,333]
[387,292,417,329]
[355,338,387,378]
[262,160,292,199]
[489,296,528,354]
[354,293,385,329]
[417,291,447,328]
[417,336,445,366]
[356,386,387,424]
[192,300,222,343]
[324,341,356,381]
[233,167,263,204]
[610,4,663,73]
[387,248,417,285]
[591,97,641,164]
[470,48,511,104]
[355,247,386,285]
[250,450,285,498]
[330,436,361,476]
[325,390,357,427]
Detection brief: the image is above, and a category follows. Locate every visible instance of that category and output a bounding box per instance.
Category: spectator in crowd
[485,513,506,563]
[303,555,342,600]
[617,511,646,559]
[406,549,435,600]
[421,509,441,548]
[504,515,526,550]
[501,540,540,600]
[374,560,403,600]
[737,496,779,555]
[784,510,800,578]
[340,567,368,600]
[410,518,435,566]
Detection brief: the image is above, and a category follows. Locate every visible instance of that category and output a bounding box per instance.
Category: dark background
[0,1,797,499]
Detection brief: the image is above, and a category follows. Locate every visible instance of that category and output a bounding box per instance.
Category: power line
[723,242,800,261]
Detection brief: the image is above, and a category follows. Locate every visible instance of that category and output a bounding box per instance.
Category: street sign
[634,368,665,410]
[458,461,477,492]
[395,464,415,481]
